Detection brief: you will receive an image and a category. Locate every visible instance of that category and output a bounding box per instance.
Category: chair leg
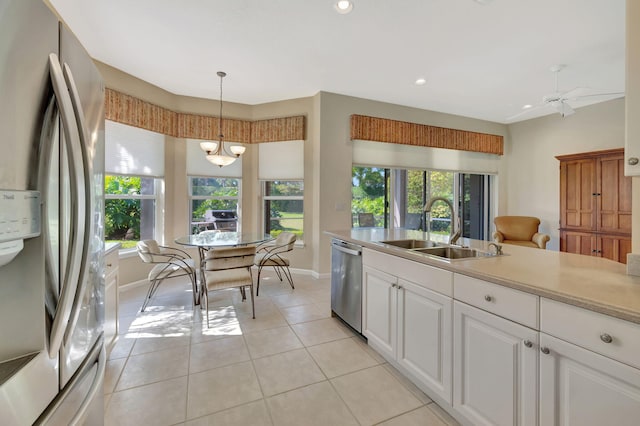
[190,271,198,309]
[141,278,162,312]
[249,283,255,319]
[204,287,210,328]
[281,265,295,290]
[256,265,263,296]
[274,265,283,281]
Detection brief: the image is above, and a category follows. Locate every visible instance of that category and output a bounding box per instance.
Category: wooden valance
[105,88,305,143]
[350,114,503,155]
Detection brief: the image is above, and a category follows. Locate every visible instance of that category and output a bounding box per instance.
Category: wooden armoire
[556,148,632,263]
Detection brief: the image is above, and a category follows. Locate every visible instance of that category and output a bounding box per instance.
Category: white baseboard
[311,271,331,279]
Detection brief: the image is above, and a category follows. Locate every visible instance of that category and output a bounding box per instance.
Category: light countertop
[105,242,121,255]
[326,228,640,324]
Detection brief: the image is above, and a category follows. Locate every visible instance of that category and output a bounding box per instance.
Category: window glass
[351,167,388,228]
[104,175,157,249]
[263,181,303,240]
[189,177,240,234]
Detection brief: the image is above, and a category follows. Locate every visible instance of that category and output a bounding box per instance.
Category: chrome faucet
[488,242,503,255]
[423,197,461,245]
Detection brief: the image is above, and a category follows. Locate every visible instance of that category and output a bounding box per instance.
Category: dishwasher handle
[332,243,362,256]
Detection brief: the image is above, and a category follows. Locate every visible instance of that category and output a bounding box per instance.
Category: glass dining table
[175,232,274,304]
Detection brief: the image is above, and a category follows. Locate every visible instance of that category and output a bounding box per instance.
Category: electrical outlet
[626,253,640,277]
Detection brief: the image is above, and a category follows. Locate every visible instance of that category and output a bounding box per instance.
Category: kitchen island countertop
[326,228,640,324]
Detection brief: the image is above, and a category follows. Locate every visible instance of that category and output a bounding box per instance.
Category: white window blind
[352,140,501,174]
[105,120,165,177]
[186,139,243,177]
[258,140,304,180]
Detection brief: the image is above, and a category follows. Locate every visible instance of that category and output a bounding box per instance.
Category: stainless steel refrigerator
[0,0,106,424]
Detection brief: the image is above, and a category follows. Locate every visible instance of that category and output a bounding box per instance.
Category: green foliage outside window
[104,176,141,242]
[352,167,386,227]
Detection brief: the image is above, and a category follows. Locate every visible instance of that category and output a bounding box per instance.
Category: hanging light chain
[217,71,226,144]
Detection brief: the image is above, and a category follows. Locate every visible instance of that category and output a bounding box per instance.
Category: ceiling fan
[507,65,624,121]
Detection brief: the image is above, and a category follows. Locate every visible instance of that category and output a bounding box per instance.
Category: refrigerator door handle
[34,336,105,426]
[69,343,105,426]
[38,95,60,318]
[47,53,86,359]
[61,62,93,346]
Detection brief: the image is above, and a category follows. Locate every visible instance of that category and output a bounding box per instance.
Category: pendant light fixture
[200,71,246,167]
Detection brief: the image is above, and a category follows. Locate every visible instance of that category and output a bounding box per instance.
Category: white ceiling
[48,0,626,124]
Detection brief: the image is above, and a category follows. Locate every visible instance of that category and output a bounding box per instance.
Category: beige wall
[505,99,625,251]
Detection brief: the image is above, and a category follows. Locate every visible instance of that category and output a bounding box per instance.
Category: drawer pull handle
[484,295,492,302]
[600,333,613,344]
[391,283,397,288]
[523,340,533,348]
[106,263,112,267]
[540,347,550,355]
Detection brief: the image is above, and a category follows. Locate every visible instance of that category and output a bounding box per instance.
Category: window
[104,175,159,249]
[263,180,303,240]
[352,165,493,240]
[189,177,241,234]
[351,167,389,227]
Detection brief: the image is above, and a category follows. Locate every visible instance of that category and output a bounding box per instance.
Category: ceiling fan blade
[506,104,551,121]
[564,91,624,101]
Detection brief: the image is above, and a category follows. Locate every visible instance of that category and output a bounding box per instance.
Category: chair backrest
[494,216,541,241]
[274,232,296,252]
[205,245,256,271]
[137,239,161,263]
[358,213,375,227]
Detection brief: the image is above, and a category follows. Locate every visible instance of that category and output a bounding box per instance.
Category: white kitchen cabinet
[397,278,452,403]
[362,255,454,404]
[362,265,397,359]
[104,247,119,355]
[539,333,640,426]
[453,301,538,426]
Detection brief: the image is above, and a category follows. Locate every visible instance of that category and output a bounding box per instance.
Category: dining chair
[202,245,257,326]
[254,232,296,296]
[136,240,197,312]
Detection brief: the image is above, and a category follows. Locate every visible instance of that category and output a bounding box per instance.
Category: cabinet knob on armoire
[628,157,639,165]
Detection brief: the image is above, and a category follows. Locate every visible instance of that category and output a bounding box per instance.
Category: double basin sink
[379,239,499,261]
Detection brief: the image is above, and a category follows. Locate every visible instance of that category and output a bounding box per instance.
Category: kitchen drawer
[363,248,452,296]
[454,274,539,329]
[541,298,640,369]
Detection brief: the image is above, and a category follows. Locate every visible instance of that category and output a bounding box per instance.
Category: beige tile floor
[104,270,459,426]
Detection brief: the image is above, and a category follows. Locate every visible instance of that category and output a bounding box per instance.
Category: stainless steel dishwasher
[331,238,363,333]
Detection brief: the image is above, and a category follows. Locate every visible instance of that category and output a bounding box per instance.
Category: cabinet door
[559,159,597,230]
[560,230,597,257]
[597,154,632,234]
[397,279,452,404]
[362,266,397,359]
[540,333,640,426]
[599,234,632,264]
[453,301,538,426]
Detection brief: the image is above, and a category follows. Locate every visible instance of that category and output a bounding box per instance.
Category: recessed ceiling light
[522,104,533,109]
[415,78,427,86]
[335,1,353,14]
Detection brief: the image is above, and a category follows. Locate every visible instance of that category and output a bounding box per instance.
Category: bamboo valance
[105,88,305,143]
[350,114,503,155]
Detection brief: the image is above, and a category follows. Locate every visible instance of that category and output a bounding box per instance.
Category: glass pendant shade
[229,145,246,156]
[206,154,237,167]
[200,141,218,153]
